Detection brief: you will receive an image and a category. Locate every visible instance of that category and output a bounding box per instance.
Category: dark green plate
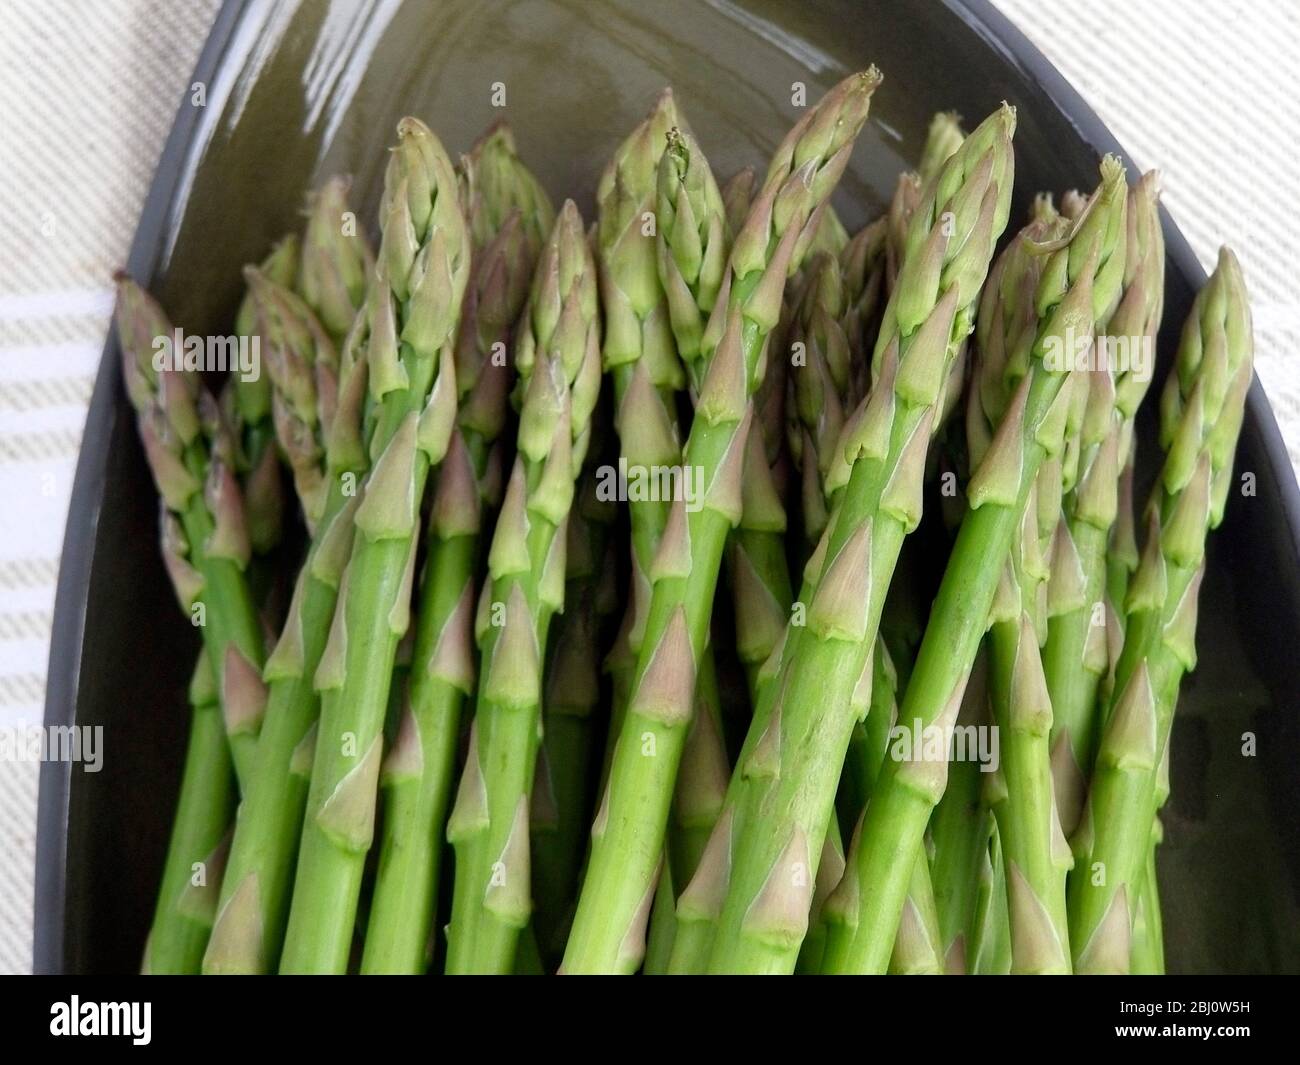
[38,0,1300,973]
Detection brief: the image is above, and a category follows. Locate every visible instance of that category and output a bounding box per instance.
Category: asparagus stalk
[232,235,299,467]
[821,156,1129,974]
[278,118,470,973]
[838,217,888,407]
[116,278,266,789]
[603,99,736,970]
[969,201,1083,974]
[686,105,1015,975]
[1130,817,1166,973]
[199,457,343,973]
[788,251,851,550]
[598,92,684,719]
[300,175,375,345]
[147,245,307,975]
[967,815,1013,973]
[231,238,298,566]
[143,650,236,973]
[606,120,737,917]
[443,200,602,973]
[531,466,618,962]
[1068,247,1252,972]
[925,650,990,973]
[362,126,553,974]
[203,198,372,974]
[204,297,364,972]
[883,113,961,296]
[655,124,776,715]
[564,70,880,974]
[1045,173,1165,835]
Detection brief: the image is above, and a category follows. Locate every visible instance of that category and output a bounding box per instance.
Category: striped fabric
[0,0,220,973]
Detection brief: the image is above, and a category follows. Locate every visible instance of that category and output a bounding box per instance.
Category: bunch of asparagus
[119,68,1253,975]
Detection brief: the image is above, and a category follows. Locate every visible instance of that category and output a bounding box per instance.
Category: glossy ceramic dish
[37,0,1300,973]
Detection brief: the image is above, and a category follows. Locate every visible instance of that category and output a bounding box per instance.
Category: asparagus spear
[230,238,298,566]
[203,189,372,973]
[1068,247,1252,973]
[821,638,944,976]
[531,465,618,962]
[599,97,720,774]
[257,275,341,529]
[443,200,602,973]
[969,201,1085,974]
[820,156,1129,974]
[563,70,881,974]
[651,136,755,945]
[209,274,357,975]
[657,118,728,390]
[603,100,736,970]
[720,168,756,238]
[883,114,961,297]
[362,126,553,975]
[788,250,852,549]
[300,175,375,345]
[278,118,470,973]
[143,650,236,973]
[1130,816,1166,973]
[685,106,1014,975]
[838,218,888,407]
[232,235,299,471]
[967,815,1013,973]
[924,649,989,973]
[116,278,266,788]
[147,242,308,975]
[1044,173,1165,837]
[918,111,965,183]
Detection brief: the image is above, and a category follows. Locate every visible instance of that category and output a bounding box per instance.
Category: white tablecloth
[0,0,1295,972]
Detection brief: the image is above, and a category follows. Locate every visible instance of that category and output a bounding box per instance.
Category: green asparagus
[821,156,1128,973]
[1068,246,1252,973]
[117,278,267,789]
[279,117,470,973]
[564,70,880,974]
[692,105,1016,975]
[1045,173,1165,836]
[362,125,553,974]
[443,200,601,973]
